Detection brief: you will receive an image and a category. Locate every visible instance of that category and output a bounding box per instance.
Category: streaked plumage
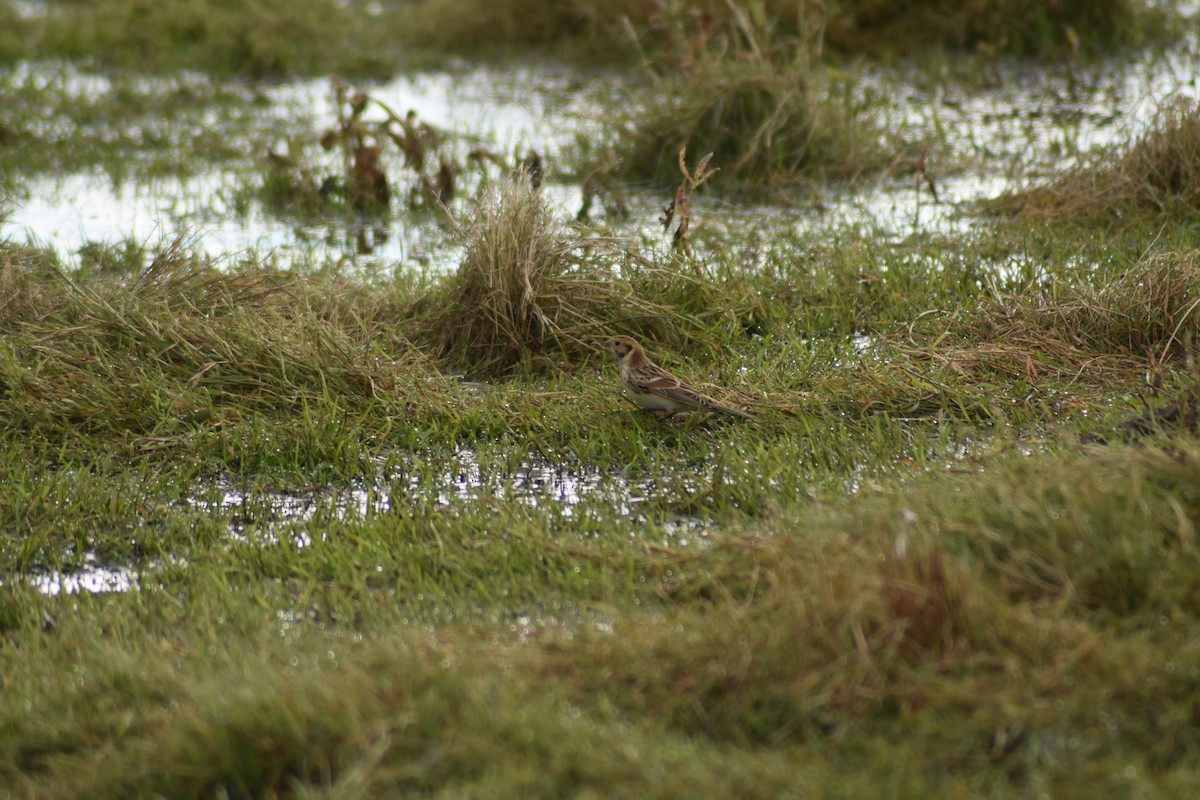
[602,335,751,419]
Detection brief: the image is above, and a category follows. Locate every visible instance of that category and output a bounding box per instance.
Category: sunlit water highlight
[189,449,713,551]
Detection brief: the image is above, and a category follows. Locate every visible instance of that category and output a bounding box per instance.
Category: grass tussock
[896,250,1200,391]
[620,60,893,187]
[0,236,442,456]
[984,98,1200,225]
[409,175,748,374]
[616,9,894,187]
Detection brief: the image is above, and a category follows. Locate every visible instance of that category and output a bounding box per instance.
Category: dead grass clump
[984,99,1200,225]
[410,175,716,374]
[901,251,1200,386]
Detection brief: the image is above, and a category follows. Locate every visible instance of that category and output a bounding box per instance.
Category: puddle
[189,449,714,550]
[12,428,990,596]
[12,552,141,596]
[0,450,712,597]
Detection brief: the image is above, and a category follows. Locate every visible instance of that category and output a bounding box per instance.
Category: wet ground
[6,38,1198,273]
[4,28,1199,595]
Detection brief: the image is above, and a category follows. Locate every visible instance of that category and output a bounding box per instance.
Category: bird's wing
[630,368,709,408]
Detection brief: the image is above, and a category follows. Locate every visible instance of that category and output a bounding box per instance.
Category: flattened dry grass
[0,236,445,458]
[984,98,1200,225]
[899,250,1200,387]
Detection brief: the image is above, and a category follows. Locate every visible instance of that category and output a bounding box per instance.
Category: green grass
[4,197,1200,795]
[4,10,1200,795]
[3,440,1199,797]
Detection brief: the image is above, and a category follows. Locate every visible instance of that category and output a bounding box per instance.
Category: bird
[601,335,752,419]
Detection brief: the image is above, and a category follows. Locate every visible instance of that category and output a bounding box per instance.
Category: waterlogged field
[2,1,1200,797]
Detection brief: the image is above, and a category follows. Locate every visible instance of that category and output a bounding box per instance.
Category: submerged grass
[0,66,282,181]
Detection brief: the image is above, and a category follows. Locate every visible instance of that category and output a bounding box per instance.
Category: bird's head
[602,335,641,361]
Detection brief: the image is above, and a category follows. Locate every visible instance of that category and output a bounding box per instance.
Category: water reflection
[189,450,715,549]
[13,553,140,596]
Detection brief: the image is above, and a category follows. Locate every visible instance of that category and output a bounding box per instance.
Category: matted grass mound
[898,251,1200,388]
[0,237,442,449]
[984,98,1200,225]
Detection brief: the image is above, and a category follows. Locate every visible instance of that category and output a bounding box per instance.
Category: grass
[615,58,895,187]
[398,0,1174,63]
[4,440,1200,796]
[825,0,1173,57]
[5,6,1200,796]
[12,0,402,78]
[408,173,759,374]
[0,0,1174,80]
[4,191,1200,795]
[0,235,448,469]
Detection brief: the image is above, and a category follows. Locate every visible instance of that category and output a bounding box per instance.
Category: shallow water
[190,448,714,551]
[26,554,141,596]
[4,36,1198,274]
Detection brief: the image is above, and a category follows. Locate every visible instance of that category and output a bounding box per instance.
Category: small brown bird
[602,335,751,419]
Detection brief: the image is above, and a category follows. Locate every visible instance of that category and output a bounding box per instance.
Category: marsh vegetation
[2,0,1200,797]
